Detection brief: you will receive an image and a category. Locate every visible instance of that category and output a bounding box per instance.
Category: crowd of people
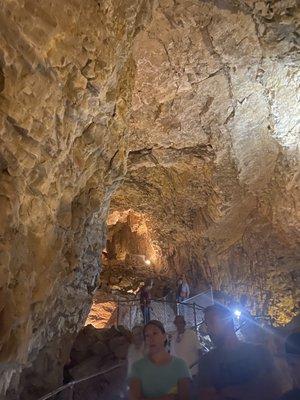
[126,304,300,400]
[139,274,190,325]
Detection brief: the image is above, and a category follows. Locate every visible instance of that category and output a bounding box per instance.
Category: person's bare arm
[129,378,175,400]
[178,377,190,400]
[129,378,142,400]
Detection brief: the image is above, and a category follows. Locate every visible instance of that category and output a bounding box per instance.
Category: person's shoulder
[239,341,270,355]
[199,348,219,363]
[171,356,191,377]
[238,342,274,365]
[237,341,262,352]
[278,388,300,400]
[172,356,188,366]
[132,356,148,368]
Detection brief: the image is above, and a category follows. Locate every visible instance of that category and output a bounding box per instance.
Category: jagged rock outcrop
[0,0,299,398]
[0,0,153,398]
[110,0,300,323]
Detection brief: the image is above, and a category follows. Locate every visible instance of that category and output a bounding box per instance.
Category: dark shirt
[197,342,275,392]
[177,283,182,298]
[278,388,300,400]
[140,287,151,307]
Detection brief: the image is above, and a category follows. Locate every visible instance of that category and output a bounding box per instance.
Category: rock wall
[0,0,153,398]
[0,0,299,398]
[110,0,300,322]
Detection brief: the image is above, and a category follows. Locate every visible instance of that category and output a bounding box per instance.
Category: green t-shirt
[128,356,191,398]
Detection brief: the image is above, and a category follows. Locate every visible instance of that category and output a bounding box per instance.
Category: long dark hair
[143,320,167,346]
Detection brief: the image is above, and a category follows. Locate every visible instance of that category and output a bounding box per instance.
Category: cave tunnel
[0,0,299,399]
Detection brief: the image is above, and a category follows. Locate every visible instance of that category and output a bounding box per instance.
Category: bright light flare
[234,309,241,319]
[145,259,151,265]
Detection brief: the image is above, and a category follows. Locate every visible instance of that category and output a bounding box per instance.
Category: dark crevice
[6,116,29,138]
[0,65,4,93]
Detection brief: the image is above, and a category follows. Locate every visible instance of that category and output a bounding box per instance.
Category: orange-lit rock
[85,300,117,329]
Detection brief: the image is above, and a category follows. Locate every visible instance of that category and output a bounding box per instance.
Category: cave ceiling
[110,0,300,320]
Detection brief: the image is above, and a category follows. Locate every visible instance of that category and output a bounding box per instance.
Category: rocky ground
[64,324,130,400]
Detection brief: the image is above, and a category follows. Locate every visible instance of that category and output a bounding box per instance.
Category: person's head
[239,294,248,307]
[143,320,167,355]
[204,304,235,347]
[285,332,300,388]
[177,278,183,285]
[174,315,186,334]
[131,325,144,347]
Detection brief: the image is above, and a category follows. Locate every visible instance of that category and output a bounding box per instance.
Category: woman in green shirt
[129,320,191,400]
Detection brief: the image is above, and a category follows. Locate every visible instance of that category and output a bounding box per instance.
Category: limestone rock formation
[0,0,152,397]
[111,0,300,324]
[68,324,129,400]
[0,0,299,398]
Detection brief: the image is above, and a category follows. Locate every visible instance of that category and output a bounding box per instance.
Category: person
[170,315,202,376]
[129,320,191,400]
[197,304,281,400]
[176,277,183,302]
[127,325,146,374]
[278,331,300,399]
[177,274,190,316]
[140,280,153,325]
[180,274,190,300]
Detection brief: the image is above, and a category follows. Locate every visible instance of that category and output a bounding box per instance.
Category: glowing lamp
[145,259,151,265]
[234,309,241,319]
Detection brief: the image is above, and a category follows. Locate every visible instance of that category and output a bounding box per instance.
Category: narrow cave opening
[105,209,160,268]
[85,209,166,329]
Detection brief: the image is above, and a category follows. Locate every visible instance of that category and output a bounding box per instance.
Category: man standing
[197,304,281,400]
[139,280,153,325]
[170,315,201,376]
[279,331,300,399]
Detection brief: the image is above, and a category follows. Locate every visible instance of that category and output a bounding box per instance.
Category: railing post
[210,284,213,304]
[193,303,197,332]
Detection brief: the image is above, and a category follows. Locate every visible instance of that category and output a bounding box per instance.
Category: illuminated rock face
[0,0,153,397]
[0,0,299,397]
[111,0,300,322]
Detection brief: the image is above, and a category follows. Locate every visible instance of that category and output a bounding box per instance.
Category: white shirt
[127,343,145,374]
[170,329,201,375]
[181,282,190,297]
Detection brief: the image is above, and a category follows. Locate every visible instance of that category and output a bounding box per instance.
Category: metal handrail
[37,362,124,400]
[37,291,212,399]
[116,297,206,310]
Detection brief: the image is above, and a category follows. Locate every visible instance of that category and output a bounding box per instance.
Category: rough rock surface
[111,0,300,324]
[0,0,299,398]
[0,0,152,398]
[67,324,129,400]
